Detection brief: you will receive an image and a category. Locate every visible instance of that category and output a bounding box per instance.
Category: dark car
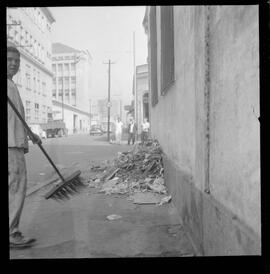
[90,125,104,136]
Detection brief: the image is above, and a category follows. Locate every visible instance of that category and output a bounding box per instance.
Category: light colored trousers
[8,148,27,236]
[115,131,122,144]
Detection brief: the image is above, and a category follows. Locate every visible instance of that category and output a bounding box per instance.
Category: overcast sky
[49,6,148,106]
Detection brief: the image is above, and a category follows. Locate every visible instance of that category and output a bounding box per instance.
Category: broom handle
[7,96,66,183]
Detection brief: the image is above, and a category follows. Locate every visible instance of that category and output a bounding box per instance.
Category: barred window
[149,6,158,106]
[160,6,175,94]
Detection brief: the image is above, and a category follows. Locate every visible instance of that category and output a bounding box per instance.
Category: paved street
[10,134,195,258]
[25,134,129,189]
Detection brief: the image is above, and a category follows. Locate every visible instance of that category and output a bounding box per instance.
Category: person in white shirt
[115,117,123,145]
[141,118,150,144]
[127,118,137,145]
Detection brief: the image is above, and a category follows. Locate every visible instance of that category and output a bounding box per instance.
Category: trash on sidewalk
[158,195,172,206]
[146,177,167,194]
[99,178,129,195]
[106,214,122,221]
[87,139,172,206]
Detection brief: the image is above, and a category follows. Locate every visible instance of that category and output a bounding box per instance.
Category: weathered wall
[151,6,196,174]
[148,5,260,255]
[204,5,261,254]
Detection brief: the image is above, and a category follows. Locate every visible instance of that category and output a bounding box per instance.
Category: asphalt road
[25,134,131,189]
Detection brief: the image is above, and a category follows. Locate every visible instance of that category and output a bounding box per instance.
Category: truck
[40,120,68,138]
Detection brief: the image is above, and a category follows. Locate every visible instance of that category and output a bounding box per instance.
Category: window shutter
[149,6,158,106]
[161,6,174,94]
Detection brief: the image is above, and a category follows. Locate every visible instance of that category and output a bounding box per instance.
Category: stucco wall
[148,5,260,255]
[151,6,196,174]
[208,6,260,236]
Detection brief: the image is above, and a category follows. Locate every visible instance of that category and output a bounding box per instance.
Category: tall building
[6,7,55,124]
[51,43,92,134]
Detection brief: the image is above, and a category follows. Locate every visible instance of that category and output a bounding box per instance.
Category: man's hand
[31,133,42,145]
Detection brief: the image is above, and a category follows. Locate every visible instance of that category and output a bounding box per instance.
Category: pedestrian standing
[141,118,150,144]
[8,46,41,249]
[127,118,137,145]
[115,117,123,145]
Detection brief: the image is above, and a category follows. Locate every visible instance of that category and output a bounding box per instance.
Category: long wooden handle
[7,96,66,183]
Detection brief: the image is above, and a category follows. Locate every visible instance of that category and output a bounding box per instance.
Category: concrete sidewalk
[10,179,196,258]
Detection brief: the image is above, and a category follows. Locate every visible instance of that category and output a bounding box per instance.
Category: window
[58,77,63,88]
[34,103,39,121]
[52,89,56,98]
[64,63,69,72]
[58,64,63,74]
[71,63,75,71]
[33,77,36,92]
[65,89,69,104]
[25,64,31,90]
[37,71,40,93]
[25,100,31,122]
[71,76,76,84]
[160,6,175,94]
[52,64,56,74]
[42,105,46,121]
[149,6,158,106]
[64,77,69,87]
[42,82,46,96]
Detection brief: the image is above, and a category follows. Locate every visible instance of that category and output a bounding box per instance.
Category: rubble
[88,139,171,206]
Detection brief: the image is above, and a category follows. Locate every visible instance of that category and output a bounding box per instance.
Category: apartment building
[52,43,92,134]
[7,7,55,124]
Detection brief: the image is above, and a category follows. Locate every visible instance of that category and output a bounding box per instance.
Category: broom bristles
[44,170,85,201]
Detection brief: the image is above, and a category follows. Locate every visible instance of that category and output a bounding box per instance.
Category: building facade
[52,43,92,134]
[7,7,55,124]
[134,64,149,135]
[144,6,260,255]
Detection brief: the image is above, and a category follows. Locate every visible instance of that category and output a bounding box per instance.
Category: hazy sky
[49,6,148,106]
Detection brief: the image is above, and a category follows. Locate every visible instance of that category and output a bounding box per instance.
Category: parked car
[90,125,104,136]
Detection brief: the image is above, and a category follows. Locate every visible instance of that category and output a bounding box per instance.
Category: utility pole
[133,31,137,139]
[103,59,116,141]
[89,99,91,129]
[62,73,64,121]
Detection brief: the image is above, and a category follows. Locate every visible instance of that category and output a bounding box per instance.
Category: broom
[8,96,86,201]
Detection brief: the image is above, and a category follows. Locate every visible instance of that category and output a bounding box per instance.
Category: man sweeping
[8,45,41,249]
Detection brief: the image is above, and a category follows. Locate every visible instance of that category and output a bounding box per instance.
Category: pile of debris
[88,139,172,205]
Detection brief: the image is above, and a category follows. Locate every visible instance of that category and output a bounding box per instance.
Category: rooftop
[52,43,81,54]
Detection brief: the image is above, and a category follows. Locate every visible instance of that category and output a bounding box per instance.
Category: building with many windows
[7,7,55,124]
[52,43,92,134]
